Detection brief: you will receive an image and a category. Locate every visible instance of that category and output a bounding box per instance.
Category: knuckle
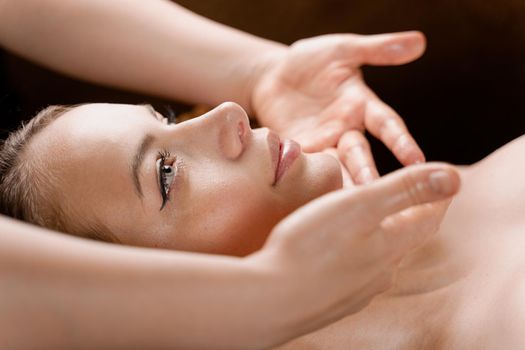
[355,167,375,184]
[329,35,361,57]
[334,39,348,54]
[339,132,368,154]
[378,118,407,145]
[392,134,412,155]
[401,171,427,206]
[344,94,367,113]
[377,117,395,137]
[290,37,312,50]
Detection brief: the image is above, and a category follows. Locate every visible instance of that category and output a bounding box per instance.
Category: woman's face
[31,103,341,256]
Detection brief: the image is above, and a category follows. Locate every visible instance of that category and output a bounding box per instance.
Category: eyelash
[157,149,175,210]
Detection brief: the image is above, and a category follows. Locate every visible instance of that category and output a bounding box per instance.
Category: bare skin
[0,0,426,183]
[1,101,461,349]
[278,135,525,349]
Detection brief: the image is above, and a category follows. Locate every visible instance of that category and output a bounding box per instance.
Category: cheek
[155,153,341,256]
[173,180,288,256]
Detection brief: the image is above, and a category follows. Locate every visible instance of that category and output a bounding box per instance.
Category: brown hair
[0,104,115,242]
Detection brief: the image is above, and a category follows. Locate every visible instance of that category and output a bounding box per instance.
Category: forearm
[0,0,286,113]
[0,216,294,350]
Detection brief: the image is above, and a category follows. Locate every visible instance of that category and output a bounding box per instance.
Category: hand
[251,31,426,184]
[249,163,460,340]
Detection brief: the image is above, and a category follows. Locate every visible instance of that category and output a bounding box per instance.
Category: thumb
[380,198,452,256]
[353,162,460,231]
[352,31,426,66]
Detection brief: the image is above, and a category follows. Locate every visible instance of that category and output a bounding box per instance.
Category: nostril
[238,121,243,138]
[214,102,251,159]
[237,121,246,146]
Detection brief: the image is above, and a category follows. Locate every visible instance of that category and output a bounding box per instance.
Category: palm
[253,36,368,151]
[251,32,427,184]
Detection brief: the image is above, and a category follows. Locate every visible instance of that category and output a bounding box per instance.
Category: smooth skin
[29,103,342,255]
[0,0,426,183]
[0,0,440,348]
[278,135,525,349]
[3,101,460,349]
[0,162,459,349]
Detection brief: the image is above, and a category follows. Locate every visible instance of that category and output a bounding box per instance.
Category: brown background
[2,0,525,174]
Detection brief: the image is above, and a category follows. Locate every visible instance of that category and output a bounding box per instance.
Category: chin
[302,152,343,198]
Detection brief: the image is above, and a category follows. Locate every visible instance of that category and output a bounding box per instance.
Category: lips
[269,131,301,185]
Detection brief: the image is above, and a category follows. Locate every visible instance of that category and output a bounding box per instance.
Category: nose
[199,102,251,160]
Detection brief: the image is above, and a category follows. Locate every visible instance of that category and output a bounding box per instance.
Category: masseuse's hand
[250,163,459,338]
[251,31,426,184]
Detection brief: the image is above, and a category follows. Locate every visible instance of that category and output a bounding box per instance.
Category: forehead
[30,103,157,161]
[23,104,162,235]
[26,103,156,223]
[52,103,152,141]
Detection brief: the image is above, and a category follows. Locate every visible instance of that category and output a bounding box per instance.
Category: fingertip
[412,147,426,164]
[414,156,426,164]
[370,162,461,218]
[402,30,426,44]
[411,32,427,58]
[412,30,427,50]
[428,166,461,196]
[382,31,427,64]
[400,148,426,166]
[394,30,426,49]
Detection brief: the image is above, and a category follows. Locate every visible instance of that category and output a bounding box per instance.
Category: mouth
[269,131,301,186]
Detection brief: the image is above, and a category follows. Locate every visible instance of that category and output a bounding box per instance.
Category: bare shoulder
[496,266,525,347]
[474,259,525,349]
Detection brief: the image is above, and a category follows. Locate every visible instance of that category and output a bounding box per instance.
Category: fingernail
[386,43,406,54]
[413,155,426,164]
[429,170,454,195]
[386,39,424,56]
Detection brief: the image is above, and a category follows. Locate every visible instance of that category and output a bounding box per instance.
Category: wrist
[243,248,323,347]
[240,42,287,116]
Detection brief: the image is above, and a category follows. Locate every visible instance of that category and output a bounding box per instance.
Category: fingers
[337,130,379,185]
[357,163,460,225]
[347,31,427,66]
[380,199,452,254]
[365,99,425,165]
[298,98,366,152]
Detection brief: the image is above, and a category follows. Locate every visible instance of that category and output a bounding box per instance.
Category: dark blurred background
[2,0,525,174]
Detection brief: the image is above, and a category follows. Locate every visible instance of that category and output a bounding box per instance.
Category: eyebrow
[142,104,159,119]
[131,105,159,198]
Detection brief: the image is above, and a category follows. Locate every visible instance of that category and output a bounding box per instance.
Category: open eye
[157,151,176,210]
[160,163,175,195]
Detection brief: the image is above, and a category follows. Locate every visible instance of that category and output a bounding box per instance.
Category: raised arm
[0,163,460,349]
[0,0,284,113]
[0,0,426,181]
[0,215,289,349]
